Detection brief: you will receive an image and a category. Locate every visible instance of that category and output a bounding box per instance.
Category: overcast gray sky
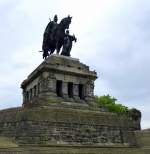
[0,0,150,129]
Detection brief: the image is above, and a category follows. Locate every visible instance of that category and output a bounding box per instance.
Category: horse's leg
[43,52,46,59]
[43,50,49,59]
[56,41,63,54]
[56,42,59,54]
[50,48,55,55]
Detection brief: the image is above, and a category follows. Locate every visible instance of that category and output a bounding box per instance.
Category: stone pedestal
[21,54,97,107]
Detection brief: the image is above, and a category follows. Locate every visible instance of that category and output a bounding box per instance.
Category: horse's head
[59,15,72,30]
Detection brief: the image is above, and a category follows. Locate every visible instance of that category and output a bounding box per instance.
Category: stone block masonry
[0,107,137,146]
[21,54,97,107]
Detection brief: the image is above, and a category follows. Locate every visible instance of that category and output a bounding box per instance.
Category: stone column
[85,81,94,102]
[40,78,48,93]
[22,89,26,104]
[37,82,41,94]
[40,72,51,94]
[62,82,68,99]
[48,78,56,93]
[38,77,57,105]
[40,77,57,97]
[73,84,80,101]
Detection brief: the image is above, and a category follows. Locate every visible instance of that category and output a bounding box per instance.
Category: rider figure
[44,15,58,36]
[42,15,58,58]
[61,30,77,56]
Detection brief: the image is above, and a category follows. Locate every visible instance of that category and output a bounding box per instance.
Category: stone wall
[0,107,137,146]
[0,146,147,154]
[135,129,150,150]
[0,123,148,154]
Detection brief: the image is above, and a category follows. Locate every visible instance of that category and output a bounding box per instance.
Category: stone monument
[0,15,147,154]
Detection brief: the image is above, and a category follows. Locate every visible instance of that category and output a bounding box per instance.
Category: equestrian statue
[41,15,77,59]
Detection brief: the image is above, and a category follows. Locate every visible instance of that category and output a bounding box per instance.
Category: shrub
[95,95,128,114]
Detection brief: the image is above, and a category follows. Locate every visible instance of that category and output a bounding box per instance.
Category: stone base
[0,105,137,146]
[0,143,147,154]
[0,105,148,153]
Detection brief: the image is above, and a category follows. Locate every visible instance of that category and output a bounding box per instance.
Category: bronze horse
[42,16,72,59]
